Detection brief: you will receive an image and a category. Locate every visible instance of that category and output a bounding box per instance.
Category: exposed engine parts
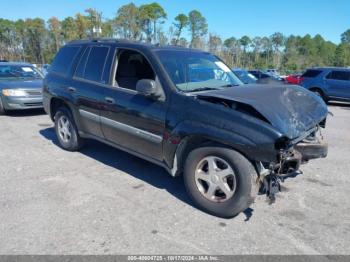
[257,130,328,201]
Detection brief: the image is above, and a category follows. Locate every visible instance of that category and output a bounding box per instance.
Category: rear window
[326,70,350,81]
[302,69,322,78]
[50,46,81,75]
[83,46,109,82]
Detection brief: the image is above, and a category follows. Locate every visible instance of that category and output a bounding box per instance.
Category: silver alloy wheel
[194,156,237,202]
[57,115,72,143]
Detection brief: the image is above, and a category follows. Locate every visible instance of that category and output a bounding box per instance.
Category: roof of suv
[67,38,204,53]
[0,62,33,66]
[307,67,350,71]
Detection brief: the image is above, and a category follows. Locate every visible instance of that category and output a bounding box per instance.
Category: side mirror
[136,79,158,97]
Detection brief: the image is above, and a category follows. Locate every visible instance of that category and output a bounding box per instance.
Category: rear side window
[75,47,91,78]
[326,70,350,81]
[84,46,109,82]
[302,70,322,78]
[50,46,81,75]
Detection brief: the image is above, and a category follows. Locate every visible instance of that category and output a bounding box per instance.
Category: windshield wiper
[187,87,220,93]
[220,84,240,87]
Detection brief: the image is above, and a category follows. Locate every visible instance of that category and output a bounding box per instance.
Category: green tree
[239,36,251,67]
[270,32,285,67]
[208,34,222,54]
[114,3,141,40]
[139,2,167,42]
[334,43,350,67]
[239,35,251,52]
[48,17,62,52]
[188,10,207,48]
[341,29,350,44]
[75,13,89,39]
[61,17,78,41]
[24,18,47,63]
[173,14,188,44]
[251,36,262,66]
[0,19,15,59]
[101,20,114,38]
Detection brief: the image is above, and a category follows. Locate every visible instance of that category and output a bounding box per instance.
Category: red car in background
[285,74,303,85]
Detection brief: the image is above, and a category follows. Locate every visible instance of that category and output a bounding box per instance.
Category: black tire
[0,97,6,115]
[184,147,259,218]
[54,107,84,151]
[310,88,328,103]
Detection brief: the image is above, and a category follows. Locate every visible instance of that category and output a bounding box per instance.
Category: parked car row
[232,66,350,103]
[232,68,285,85]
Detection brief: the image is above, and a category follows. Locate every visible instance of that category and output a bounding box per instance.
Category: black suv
[43,39,328,218]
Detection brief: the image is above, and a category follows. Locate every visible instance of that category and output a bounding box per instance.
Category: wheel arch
[49,97,75,121]
[309,87,328,101]
[169,133,256,177]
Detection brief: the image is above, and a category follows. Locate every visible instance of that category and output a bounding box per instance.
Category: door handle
[105,97,115,104]
[67,87,76,93]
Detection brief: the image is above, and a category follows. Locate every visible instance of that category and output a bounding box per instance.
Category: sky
[0,0,349,43]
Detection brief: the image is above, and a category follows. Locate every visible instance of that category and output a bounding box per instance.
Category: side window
[302,70,322,78]
[50,46,81,75]
[75,47,91,78]
[114,49,155,90]
[84,46,109,82]
[325,71,333,79]
[326,70,350,81]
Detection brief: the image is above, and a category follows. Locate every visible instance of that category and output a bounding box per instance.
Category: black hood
[198,84,328,139]
[0,79,43,89]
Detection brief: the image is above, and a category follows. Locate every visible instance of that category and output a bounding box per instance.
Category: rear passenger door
[71,45,113,138]
[325,70,350,99]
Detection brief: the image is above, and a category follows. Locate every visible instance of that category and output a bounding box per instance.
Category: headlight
[2,89,27,97]
[275,136,290,150]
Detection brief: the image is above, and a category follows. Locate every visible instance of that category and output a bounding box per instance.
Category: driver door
[100,49,167,161]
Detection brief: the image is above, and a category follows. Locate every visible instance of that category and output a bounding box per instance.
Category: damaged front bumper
[295,136,328,162]
[280,133,328,173]
[258,131,328,200]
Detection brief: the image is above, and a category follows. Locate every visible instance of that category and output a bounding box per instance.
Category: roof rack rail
[68,38,138,44]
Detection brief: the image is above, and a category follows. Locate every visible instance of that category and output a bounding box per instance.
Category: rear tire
[184,146,259,218]
[0,97,6,115]
[310,88,328,103]
[54,107,84,151]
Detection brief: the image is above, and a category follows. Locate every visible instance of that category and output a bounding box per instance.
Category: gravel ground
[0,102,349,255]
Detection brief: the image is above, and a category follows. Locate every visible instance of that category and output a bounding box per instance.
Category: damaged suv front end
[156,48,328,216]
[196,84,328,199]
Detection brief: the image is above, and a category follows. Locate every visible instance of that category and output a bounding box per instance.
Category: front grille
[24,102,43,107]
[25,89,42,96]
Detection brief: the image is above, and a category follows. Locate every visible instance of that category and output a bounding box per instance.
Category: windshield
[156,50,243,92]
[0,65,43,80]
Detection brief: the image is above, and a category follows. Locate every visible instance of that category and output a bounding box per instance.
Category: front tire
[0,97,6,115]
[54,107,84,151]
[310,88,328,103]
[184,147,259,218]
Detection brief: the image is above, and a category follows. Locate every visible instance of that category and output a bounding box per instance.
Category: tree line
[1,2,350,72]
